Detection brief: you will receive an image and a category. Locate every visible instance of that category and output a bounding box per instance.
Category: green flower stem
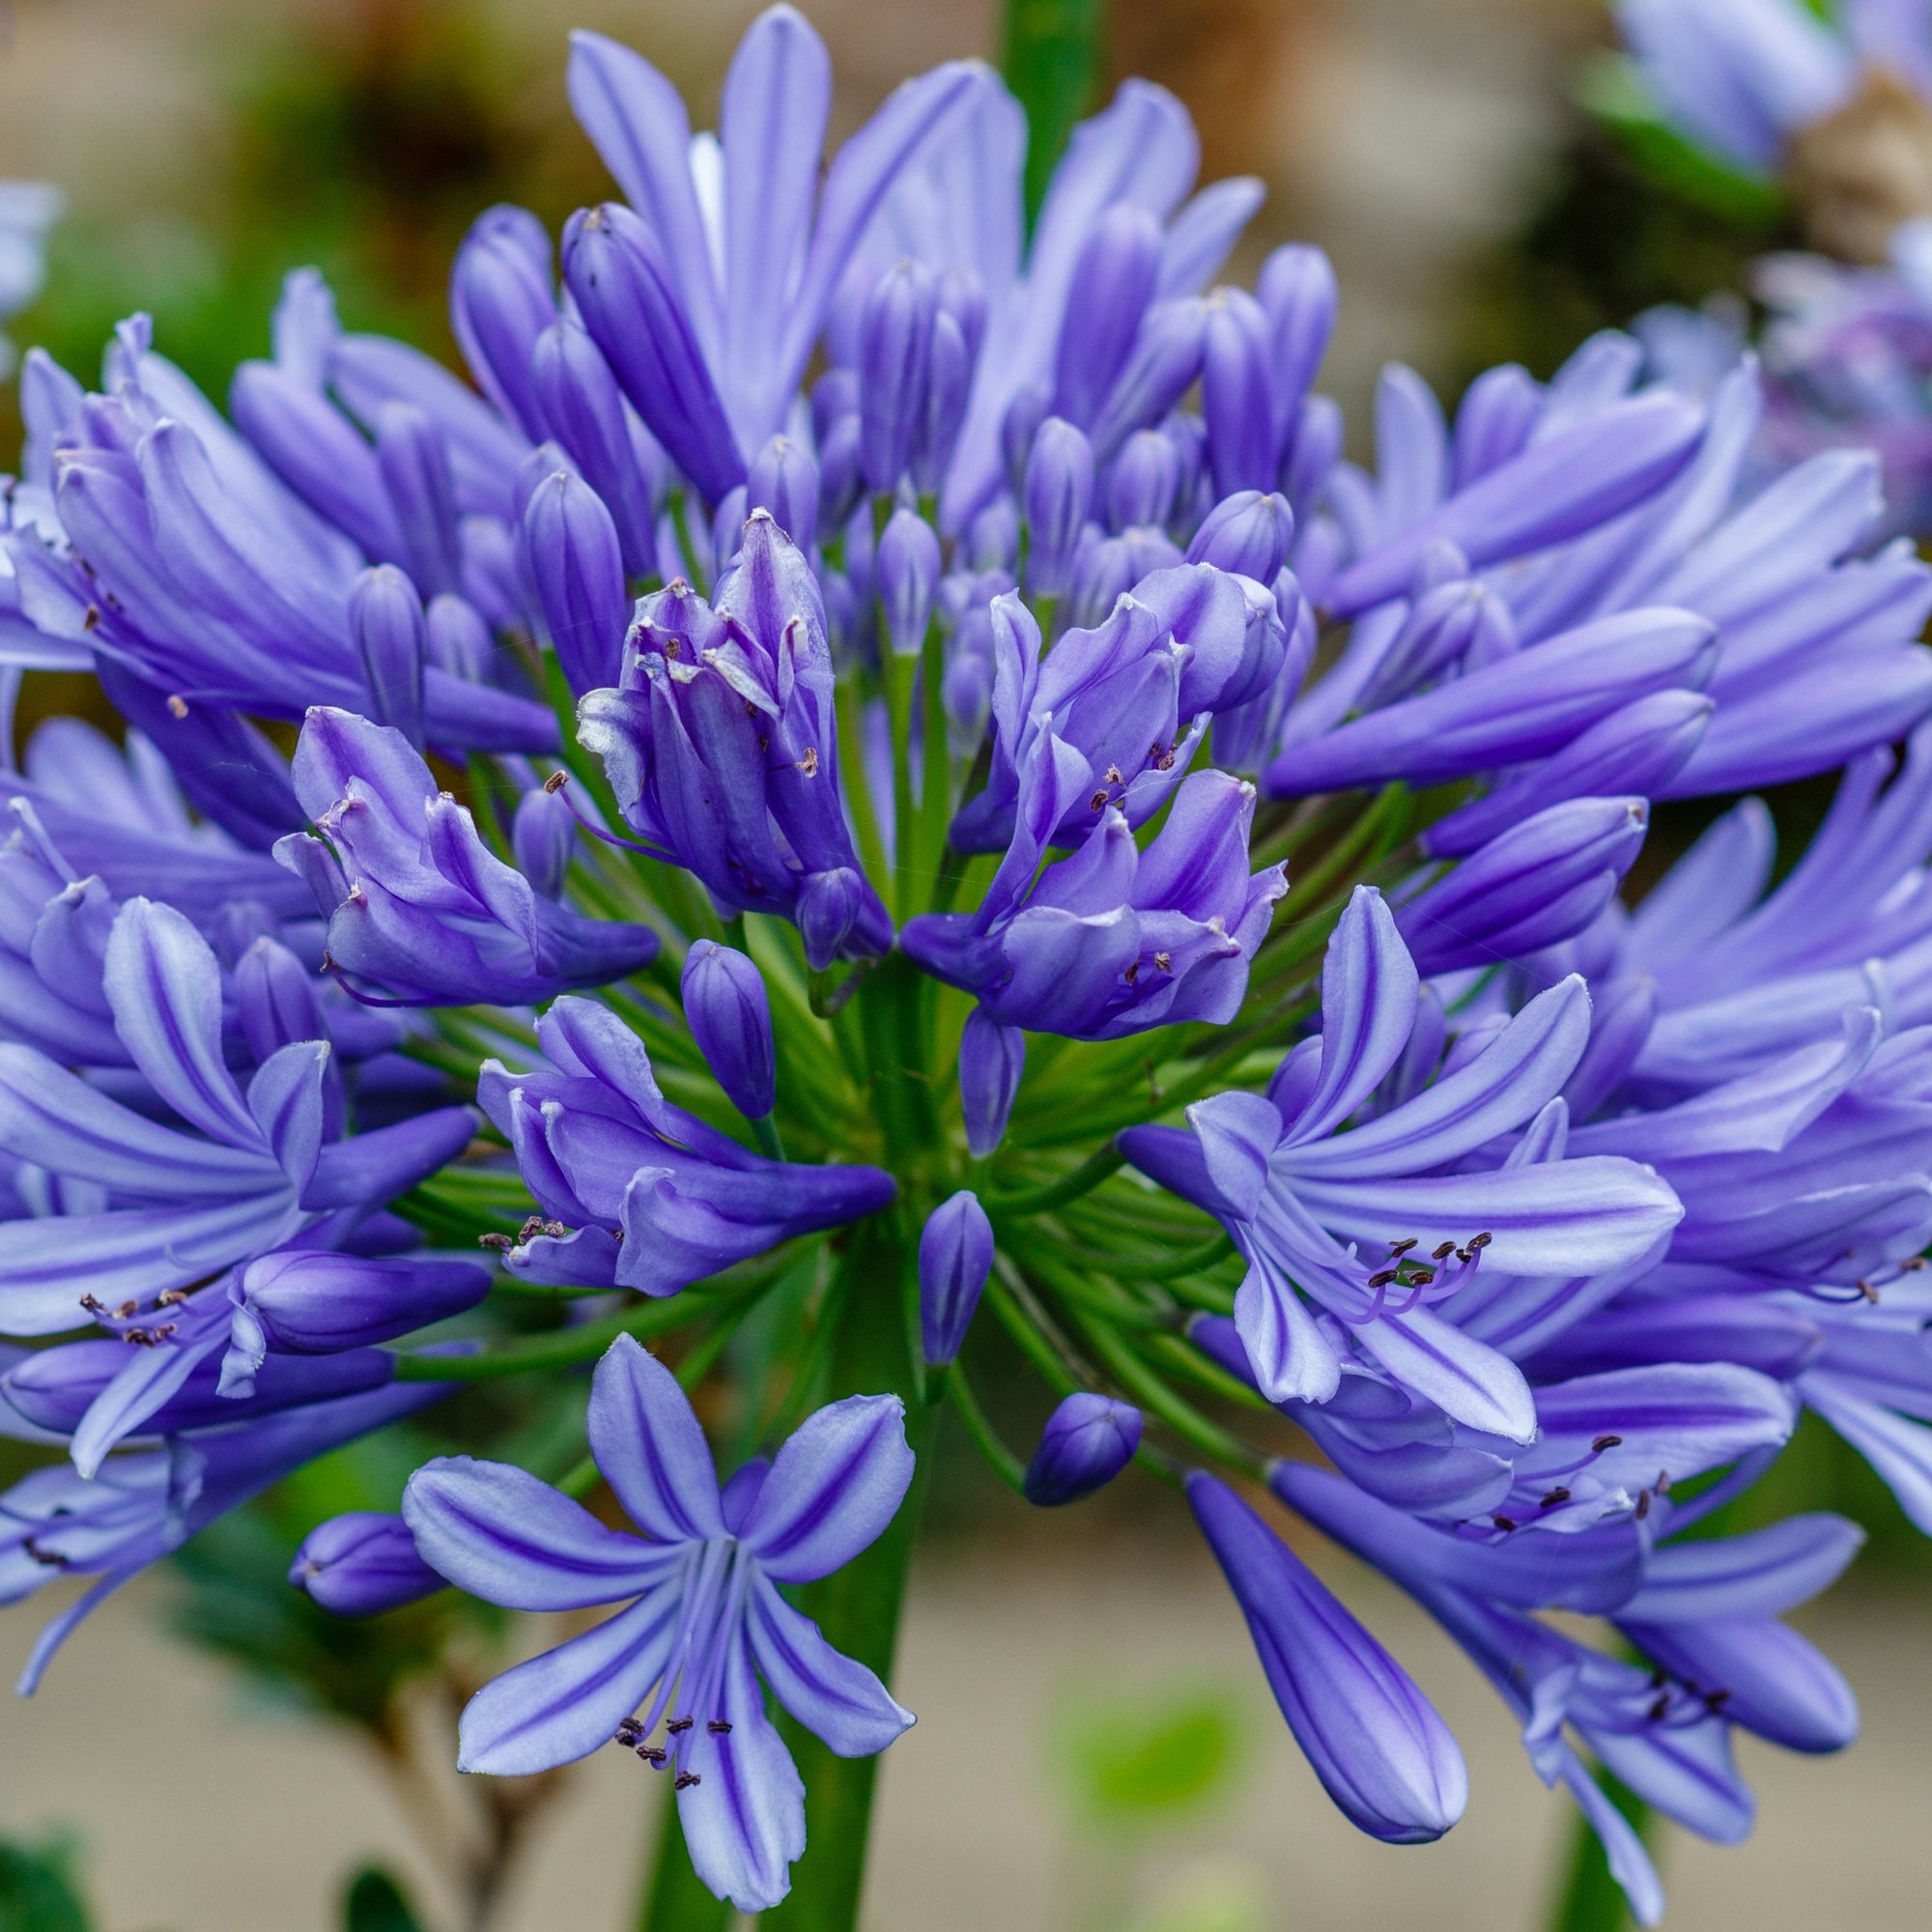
[991,1144,1126,1215]
[984,1268,1086,1395]
[1066,1303,1270,1480]
[1276,782,1412,922]
[391,1267,782,1381]
[884,648,919,921]
[666,490,711,597]
[760,1221,936,1932]
[913,618,953,914]
[833,680,892,894]
[1001,0,1106,223]
[945,1362,1030,1494]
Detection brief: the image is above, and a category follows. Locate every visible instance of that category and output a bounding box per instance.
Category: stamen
[1491,1515,1518,1533]
[706,1719,732,1734]
[1591,1435,1622,1453]
[674,1774,702,1790]
[1539,1488,1571,1509]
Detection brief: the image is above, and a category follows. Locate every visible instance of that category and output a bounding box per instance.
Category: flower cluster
[1,6,1930,1921]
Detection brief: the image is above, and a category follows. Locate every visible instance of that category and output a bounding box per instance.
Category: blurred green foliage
[0,1833,92,1932]
[343,1865,427,1932]
[1054,1684,1248,1828]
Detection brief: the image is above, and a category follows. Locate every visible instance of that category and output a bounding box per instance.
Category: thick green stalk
[761,1220,937,1932]
[1001,0,1108,225]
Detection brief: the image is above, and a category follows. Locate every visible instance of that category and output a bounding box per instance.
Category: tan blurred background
[0,3,1923,1929]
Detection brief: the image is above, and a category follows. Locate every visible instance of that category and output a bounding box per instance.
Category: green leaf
[1054,1686,1246,1828]
[1577,53,1785,225]
[1000,0,1108,227]
[343,1865,425,1932]
[0,1831,93,1932]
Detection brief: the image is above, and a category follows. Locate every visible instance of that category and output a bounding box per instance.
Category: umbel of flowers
[2,7,1932,1920]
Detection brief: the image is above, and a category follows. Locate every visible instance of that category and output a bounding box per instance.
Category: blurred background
[0,2,1924,1929]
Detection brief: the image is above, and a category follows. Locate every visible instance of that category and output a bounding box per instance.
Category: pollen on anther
[1090,789,1109,811]
[674,1774,702,1790]
[1539,1487,1571,1509]
[544,770,569,794]
[707,1719,733,1733]
[1648,1694,1670,1722]
[166,694,188,718]
[1492,1515,1518,1532]
[1591,1434,1622,1453]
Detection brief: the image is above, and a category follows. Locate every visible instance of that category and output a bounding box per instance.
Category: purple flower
[562,9,992,493]
[278,707,659,1007]
[905,750,1284,1041]
[0,896,473,1334]
[291,1511,446,1618]
[1023,1394,1141,1504]
[1122,888,1683,1430]
[1188,1471,1467,1843]
[479,996,894,1295]
[0,1376,453,1692]
[403,1334,915,1913]
[578,514,893,967]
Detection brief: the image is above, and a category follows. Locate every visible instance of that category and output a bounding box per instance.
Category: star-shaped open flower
[403,1335,916,1912]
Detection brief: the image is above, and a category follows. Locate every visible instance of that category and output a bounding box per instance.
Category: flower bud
[1186,490,1294,582]
[965,497,1019,573]
[859,259,938,495]
[1282,394,1343,512]
[526,469,628,695]
[682,939,777,1120]
[242,1251,491,1353]
[1090,298,1208,462]
[291,1512,444,1618]
[1053,203,1162,430]
[449,204,554,441]
[1001,383,1050,494]
[816,412,864,538]
[799,867,867,971]
[1203,288,1277,497]
[1197,1471,1466,1844]
[943,642,994,756]
[959,1009,1024,1157]
[1066,534,1141,632]
[876,508,941,657]
[1023,417,1094,600]
[1397,796,1650,977]
[919,1189,994,1366]
[375,400,464,599]
[1255,243,1337,427]
[532,318,663,576]
[712,484,749,574]
[1358,575,1515,712]
[1452,360,1542,490]
[1024,1393,1142,1505]
[915,309,973,495]
[349,564,427,748]
[234,935,327,1063]
[424,592,495,682]
[1106,429,1181,532]
[749,434,821,549]
[513,782,577,899]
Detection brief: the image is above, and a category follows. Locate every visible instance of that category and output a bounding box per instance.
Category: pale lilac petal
[741,1393,913,1584]
[1351,1306,1537,1442]
[1234,1252,1343,1405]
[403,1456,675,1609]
[678,1634,807,1914]
[747,1572,915,1754]
[1289,887,1418,1143]
[586,1333,726,1543]
[456,1585,683,1776]
[1619,1514,1865,1622]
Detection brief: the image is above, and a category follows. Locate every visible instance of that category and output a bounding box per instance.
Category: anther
[1591,1435,1622,1453]
[798,747,819,777]
[638,1746,668,1767]
[1467,1233,1492,1251]
[706,1719,732,1734]
[156,1290,187,1307]
[1367,1268,1400,1289]
[1634,1490,1652,1520]
[674,1774,702,1790]
[1090,789,1109,811]
[1655,1470,1672,1494]
[1491,1515,1518,1533]
[1407,1267,1435,1287]
[1388,1238,1418,1258]
[667,1717,695,1734]
[613,1719,643,1747]
[1431,1241,1456,1261]
[82,606,99,633]
[116,1300,138,1320]
[479,1233,514,1252]
[1704,1689,1731,1710]
[1648,1694,1670,1722]
[544,769,569,794]
[1152,951,1171,973]
[166,695,188,719]
[1104,765,1124,786]
[1539,1488,1571,1509]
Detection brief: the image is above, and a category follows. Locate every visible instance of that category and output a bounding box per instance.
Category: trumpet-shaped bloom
[404,1335,915,1913]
